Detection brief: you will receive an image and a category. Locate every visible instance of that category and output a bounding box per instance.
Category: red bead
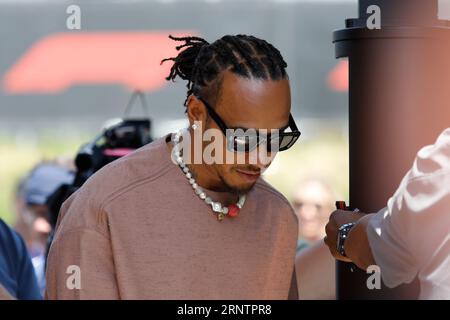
[228,204,240,217]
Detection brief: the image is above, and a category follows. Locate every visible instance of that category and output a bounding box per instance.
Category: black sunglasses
[196,96,301,152]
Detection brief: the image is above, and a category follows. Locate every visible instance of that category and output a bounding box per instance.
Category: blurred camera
[45,118,153,259]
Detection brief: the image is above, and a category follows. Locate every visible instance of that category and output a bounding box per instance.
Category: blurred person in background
[295,240,336,300]
[0,218,41,299]
[14,161,74,296]
[292,178,337,299]
[292,178,336,252]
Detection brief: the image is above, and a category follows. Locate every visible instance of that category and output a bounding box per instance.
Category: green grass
[264,131,349,203]
[0,133,87,225]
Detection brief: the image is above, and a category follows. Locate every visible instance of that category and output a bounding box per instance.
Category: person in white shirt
[324,128,450,299]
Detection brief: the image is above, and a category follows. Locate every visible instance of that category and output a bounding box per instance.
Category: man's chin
[220,172,260,193]
[226,180,257,194]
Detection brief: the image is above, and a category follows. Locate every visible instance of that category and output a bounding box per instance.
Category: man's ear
[186,95,207,127]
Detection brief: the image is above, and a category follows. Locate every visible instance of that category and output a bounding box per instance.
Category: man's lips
[235,169,261,182]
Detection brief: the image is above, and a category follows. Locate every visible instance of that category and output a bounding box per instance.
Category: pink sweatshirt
[46,135,298,299]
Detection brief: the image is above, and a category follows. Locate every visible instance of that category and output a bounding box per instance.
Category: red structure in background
[327,59,348,92]
[3,31,196,94]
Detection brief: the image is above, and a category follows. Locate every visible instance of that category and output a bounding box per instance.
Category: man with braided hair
[46,35,301,299]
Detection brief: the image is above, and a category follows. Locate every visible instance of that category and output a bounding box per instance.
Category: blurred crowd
[1,161,74,299]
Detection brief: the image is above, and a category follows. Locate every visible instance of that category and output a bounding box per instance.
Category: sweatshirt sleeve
[46,227,119,299]
[45,189,120,300]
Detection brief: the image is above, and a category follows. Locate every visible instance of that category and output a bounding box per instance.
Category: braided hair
[161,34,288,108]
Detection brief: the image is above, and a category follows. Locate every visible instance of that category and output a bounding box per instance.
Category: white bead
[211,202,222,212]
[173,152,244,217]
[237,195,246,208]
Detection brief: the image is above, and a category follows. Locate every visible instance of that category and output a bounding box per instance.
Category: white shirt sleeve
[366,128,450,299]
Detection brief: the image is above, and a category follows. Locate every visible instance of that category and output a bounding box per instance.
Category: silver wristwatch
[337,222,356,257]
